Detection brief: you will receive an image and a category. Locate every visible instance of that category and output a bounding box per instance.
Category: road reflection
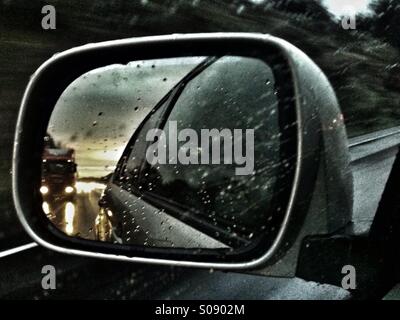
[42,201,50,215]
[42,181,112,242]
[64,202,75,235]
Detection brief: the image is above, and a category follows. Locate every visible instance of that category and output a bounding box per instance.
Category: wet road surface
[1,131,399,299]
[44,182,105,240]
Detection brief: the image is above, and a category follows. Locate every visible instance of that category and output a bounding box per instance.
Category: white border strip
[0,242,38,259]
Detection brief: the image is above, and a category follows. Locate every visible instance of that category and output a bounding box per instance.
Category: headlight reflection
[40,186,49,194]
[65,202,75,235]
[42,201,50,215]
[65,186,74,194]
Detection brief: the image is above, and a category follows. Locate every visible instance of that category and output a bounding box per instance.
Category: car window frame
[112,57,217,194]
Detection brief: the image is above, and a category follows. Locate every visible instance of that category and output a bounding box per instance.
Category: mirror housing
[13,33,352,276]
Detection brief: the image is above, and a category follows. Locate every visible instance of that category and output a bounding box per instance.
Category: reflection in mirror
[41,55,296,254]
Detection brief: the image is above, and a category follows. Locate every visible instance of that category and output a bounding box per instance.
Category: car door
[2,0,400,300]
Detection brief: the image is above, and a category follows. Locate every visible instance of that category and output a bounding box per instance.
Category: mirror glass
[41,55,296,254]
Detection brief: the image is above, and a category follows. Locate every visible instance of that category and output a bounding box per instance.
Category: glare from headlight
[65,186,74,194]
[40,186,49,194]
[65,202,75,235]
[42,202,50,214]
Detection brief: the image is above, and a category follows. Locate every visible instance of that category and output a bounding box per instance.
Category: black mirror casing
[12,33,352,276]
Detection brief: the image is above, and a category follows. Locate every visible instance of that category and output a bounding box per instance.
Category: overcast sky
[324,0,372,17]
[249,0,373,17]
[48,57,205,177]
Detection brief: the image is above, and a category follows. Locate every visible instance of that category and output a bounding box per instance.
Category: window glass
[144,56,285,239]
[113,98,169,191]
[42,161,75,174]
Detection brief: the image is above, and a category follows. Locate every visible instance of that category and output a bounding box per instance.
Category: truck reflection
[40,139,114,241]
[41,148,77,202]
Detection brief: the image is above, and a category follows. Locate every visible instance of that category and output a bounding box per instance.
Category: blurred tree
[370,0,400,48]
[267,0,333,21]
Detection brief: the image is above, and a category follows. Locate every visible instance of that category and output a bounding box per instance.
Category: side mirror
[13,33,352,276]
